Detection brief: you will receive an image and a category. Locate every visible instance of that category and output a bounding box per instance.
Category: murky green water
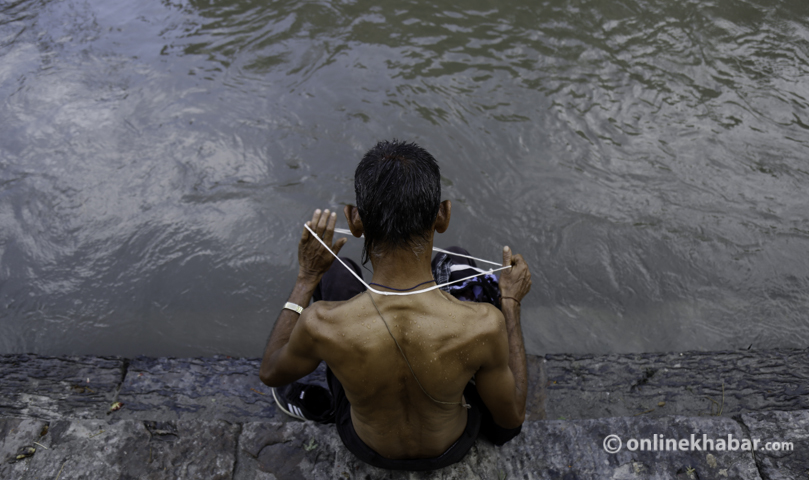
[1,0,808,357]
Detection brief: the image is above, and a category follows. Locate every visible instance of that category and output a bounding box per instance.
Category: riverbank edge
[1,348,806,479]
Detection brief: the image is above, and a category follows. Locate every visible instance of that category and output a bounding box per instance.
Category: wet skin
[260,206,532,459]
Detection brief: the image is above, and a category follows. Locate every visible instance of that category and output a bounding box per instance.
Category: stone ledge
[3,349,806,423]
[0,355,123,420]
[237,416,767,479]
[739,410,809,480]
[116,356,276,422]
[544,348,809,420]
[1,349,806,479]
[1,418,238,480]
[4,414,807,479]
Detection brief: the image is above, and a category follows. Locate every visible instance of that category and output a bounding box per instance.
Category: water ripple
[1,0,808,356]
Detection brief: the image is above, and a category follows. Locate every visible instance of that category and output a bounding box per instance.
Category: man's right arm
[473,247,531,429]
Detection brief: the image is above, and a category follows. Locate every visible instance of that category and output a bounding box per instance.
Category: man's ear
[344,205,364,238]
[434,200,451,234]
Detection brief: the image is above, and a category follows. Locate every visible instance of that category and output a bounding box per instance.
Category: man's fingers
[511,254,528,273]
[301,221,311,242]
[322,211,337,245]
[502,245,512,268]
[332,237,348,256]
[310,209,321,229]
[315,209,330,235]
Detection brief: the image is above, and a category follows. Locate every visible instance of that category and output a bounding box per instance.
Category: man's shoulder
[301,295,362,326]
[441,293,505,336]
[461,299,502,321]
[472,302,506,335]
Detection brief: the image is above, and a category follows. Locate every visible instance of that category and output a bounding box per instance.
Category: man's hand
[261,208,344,387]
[298,209,348,283]
[498,246,531,302]
[475,246,531,429]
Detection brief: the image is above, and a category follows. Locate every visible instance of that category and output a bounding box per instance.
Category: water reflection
[0,0,807,357]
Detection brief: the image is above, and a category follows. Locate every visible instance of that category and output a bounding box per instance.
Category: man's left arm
[259,209,347,386]
[258,275,320,386]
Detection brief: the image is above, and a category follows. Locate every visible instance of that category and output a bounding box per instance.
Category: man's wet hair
[354,139,441,265]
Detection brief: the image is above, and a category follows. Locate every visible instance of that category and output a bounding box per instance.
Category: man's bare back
[260,140,530,470]
[303,289,503,458]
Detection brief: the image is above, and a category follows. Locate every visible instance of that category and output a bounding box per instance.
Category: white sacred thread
[305,224,511,296]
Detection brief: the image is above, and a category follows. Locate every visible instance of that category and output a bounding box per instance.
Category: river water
[1,0,808,357]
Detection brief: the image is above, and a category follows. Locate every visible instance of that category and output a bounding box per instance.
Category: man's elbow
[496,408,526,430]
[259,364,282,387]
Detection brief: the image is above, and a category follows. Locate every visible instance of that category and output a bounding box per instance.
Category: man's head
[347,140,448,264]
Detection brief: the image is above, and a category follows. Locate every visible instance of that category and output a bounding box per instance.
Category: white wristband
[283,302,304,315]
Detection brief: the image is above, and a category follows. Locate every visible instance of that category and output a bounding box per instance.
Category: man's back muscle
[305,289,503,459]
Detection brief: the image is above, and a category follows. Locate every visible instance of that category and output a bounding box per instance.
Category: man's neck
[368,241,435,291]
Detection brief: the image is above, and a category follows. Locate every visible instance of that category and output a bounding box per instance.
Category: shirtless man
[259,140,532,470]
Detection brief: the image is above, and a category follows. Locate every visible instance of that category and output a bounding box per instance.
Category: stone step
[116,356,277,423]
[0,355,123,420]
[1,350,807,479]
[1,412,806,479]
[543,348,809,420]
[1,349,806,423]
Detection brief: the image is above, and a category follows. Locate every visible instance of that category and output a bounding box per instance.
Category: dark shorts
[311,250,522,470]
